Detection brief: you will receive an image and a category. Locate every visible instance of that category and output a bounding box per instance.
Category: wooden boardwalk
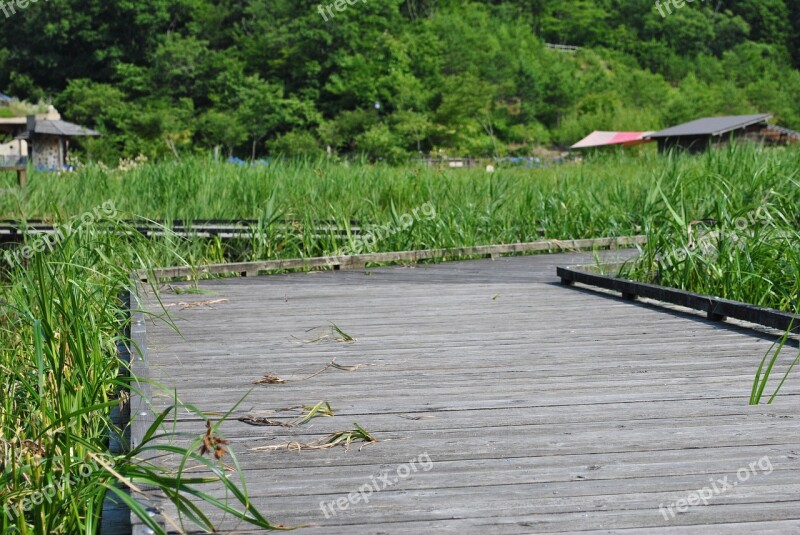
[141,251,800,534]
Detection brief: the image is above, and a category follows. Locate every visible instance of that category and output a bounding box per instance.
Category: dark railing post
[26,115,35,167]
[101,283,165,534]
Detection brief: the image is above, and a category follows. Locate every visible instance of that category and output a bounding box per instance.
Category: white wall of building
[0,139,27,158]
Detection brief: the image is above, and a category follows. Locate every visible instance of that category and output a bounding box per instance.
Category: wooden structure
[545,43,581,53]
[116,250,800,533]
[418,157,480,169]
[0,113,29,186]
[139,235,646,281]
[759,123,800,145]
[0,219,364,245]
[0,154,27,187]
[17,114,100,169]
[0,109,99,183]
[559,264,800,333]
[571,131,655,150]
[647,114,800,153]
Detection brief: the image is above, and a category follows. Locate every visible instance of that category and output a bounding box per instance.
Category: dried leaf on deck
[254,374,286,384]
[239,416,294,427]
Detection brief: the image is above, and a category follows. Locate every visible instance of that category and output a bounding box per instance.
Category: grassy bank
[2,147,798,301]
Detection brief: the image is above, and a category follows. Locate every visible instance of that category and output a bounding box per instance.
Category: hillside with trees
[2,0,800,162]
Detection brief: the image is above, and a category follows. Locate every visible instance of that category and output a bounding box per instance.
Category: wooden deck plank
[139,251,800,533]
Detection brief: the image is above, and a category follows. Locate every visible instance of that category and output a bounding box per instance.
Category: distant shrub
[267,130,323,158]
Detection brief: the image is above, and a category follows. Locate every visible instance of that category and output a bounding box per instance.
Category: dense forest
[2,0,800,161]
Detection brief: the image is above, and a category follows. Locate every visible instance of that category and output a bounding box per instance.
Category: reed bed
[0,222,278,533]
[1,153,650,263]
[1,144,799,531]
[619,145,800,314]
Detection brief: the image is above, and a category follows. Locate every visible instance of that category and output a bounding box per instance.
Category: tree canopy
[2,0,800,161]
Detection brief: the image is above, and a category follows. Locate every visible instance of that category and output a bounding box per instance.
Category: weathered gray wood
[140,235,647,281]
[226,517,800,535]
[137,252,800,533]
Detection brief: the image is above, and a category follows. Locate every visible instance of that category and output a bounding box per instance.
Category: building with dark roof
[16,115,100,170]
[647,114,799,153]
[0,107,100,185]
[0,108,100,172]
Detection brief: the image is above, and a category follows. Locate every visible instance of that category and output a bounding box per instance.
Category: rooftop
[571,131,654,149]
[21,119,101,137]
[648,114,773,138]
[1,107,99,138]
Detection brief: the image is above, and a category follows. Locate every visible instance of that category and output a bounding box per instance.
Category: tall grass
[1,144,799,528]
[0,220,277,533]
[1,152,651,262]
[4,147,798,296]
[619,144,800,313]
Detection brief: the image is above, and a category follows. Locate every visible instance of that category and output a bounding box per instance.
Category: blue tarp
[227,156,270,167]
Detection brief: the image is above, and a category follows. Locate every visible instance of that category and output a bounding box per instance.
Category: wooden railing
[558,264,800,334]
[140,235,647,282]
